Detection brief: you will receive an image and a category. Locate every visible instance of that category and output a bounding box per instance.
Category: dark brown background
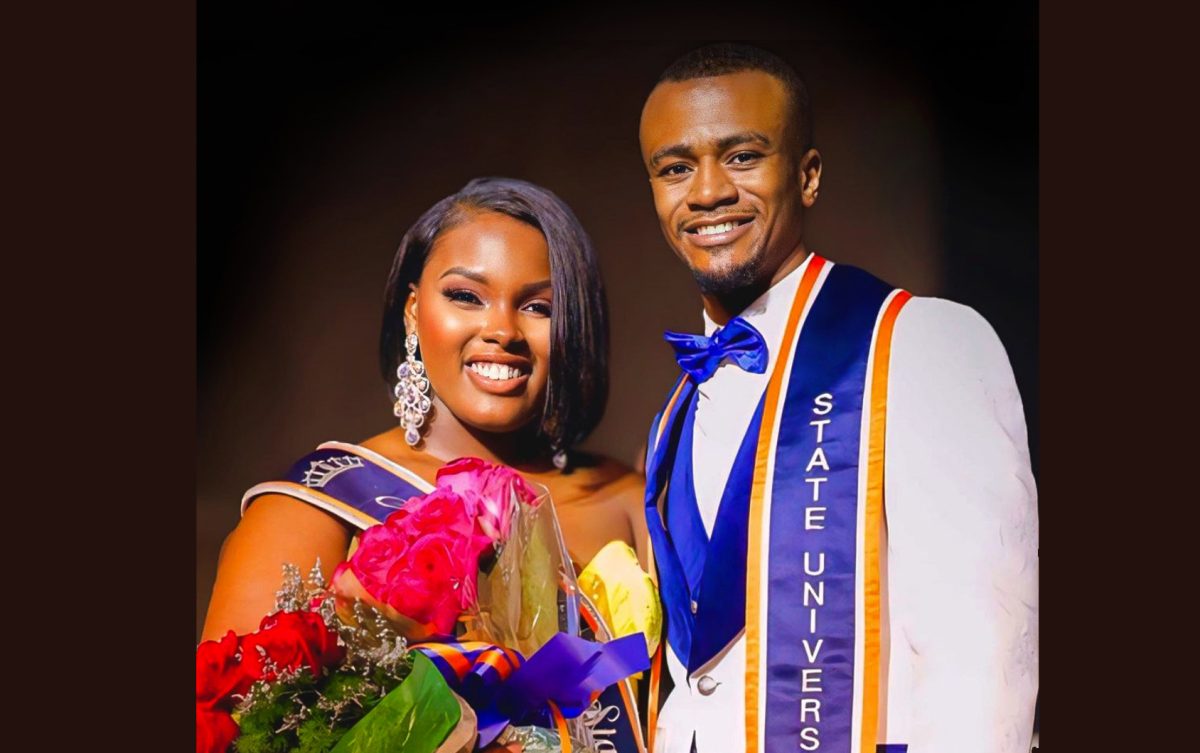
[198,13,1037,641]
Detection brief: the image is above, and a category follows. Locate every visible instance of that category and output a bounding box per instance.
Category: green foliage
[233,726,290,753]
[231,659,418,753]
[296,719,342,753]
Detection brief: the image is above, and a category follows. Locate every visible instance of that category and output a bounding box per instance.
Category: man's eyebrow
[649,142,690,167]
[716,131,772,152]
[440,266,487,283]
[649,131,773,167]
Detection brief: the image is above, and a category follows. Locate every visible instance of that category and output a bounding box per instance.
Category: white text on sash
[800,391,834,751]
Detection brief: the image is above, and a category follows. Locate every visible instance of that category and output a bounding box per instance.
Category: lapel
[643,376,698,664]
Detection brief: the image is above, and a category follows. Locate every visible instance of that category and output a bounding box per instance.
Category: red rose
[196,705,238,753]
[240,610,344,683]
[196,630,252,709]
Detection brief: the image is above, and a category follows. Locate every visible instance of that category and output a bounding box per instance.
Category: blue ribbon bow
[415,632,650,748]
[664,316,769,383]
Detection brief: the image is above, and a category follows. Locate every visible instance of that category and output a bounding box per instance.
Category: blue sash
[240,441,433,527]
[645,258,912,753]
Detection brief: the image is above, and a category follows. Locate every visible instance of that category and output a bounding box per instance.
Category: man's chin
[690,257,766,297]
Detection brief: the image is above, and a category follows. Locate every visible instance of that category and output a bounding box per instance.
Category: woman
[202,177,649,642]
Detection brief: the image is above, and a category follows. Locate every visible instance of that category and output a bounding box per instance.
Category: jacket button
[690,599,698,614]
[696,675,718,696]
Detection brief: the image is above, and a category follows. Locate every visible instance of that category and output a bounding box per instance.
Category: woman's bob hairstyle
[380,177,610,455]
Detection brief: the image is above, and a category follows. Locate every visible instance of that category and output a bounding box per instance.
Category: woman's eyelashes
[442,288,551,317]
[522,300,552,317]
[444,288,482,306]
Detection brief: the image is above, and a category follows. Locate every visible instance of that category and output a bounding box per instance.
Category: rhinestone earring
[552,446,569,470]
[393,332,432,446]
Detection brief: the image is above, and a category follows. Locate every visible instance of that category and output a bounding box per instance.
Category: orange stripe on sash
[655,378,690,447]
[617,671,647,753]
[647,646,662,753]
[858,290,911,752]
[745,256,826,753]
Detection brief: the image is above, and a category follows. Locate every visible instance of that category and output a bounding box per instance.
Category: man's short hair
[658,43,812,152]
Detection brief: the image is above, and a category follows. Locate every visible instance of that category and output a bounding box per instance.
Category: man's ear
[799,148,822,207]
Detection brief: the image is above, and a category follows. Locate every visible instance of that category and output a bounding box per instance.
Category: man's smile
[683,215,755,247]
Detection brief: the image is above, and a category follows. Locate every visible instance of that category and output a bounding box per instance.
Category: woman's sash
[240,441,434,528]
[644,257,912,753]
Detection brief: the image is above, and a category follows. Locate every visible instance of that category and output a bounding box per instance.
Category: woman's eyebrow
[440,266,488,283]
[440,268,551,298]
[516,279,553,299]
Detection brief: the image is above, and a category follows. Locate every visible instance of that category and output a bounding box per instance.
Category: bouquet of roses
[196,458,651,753]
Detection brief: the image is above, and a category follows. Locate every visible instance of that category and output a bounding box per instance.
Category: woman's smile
[464,354,533,395]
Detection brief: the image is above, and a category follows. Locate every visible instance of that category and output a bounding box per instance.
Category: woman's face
[406,211,554,436]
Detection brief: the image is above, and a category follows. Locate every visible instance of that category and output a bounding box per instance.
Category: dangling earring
[393,331,432,446]
[552,445,569,470]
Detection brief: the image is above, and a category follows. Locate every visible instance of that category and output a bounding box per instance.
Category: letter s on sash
[799,727,821,751]
[812,392,834,415]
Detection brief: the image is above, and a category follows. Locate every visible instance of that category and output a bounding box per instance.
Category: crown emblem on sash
[301,455,364,488]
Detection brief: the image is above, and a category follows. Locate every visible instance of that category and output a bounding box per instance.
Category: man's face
[639,71,815,295]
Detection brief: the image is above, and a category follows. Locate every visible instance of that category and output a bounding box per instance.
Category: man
[638,44,1037,753]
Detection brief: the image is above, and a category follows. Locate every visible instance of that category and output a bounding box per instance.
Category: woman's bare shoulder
[560,453,644,500]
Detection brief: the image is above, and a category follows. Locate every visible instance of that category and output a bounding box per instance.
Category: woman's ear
[404,283,419,336]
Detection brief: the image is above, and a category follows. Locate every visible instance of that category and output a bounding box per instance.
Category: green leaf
[330,653,460,753]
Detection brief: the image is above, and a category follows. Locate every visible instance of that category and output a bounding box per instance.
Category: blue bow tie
[664,317,769,383]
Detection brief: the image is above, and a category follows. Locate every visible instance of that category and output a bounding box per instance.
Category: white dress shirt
[655,255,1039,753]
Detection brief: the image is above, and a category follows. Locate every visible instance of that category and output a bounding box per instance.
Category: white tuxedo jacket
[654,256,1038,753]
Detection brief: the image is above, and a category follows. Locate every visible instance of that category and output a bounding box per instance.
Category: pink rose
[333,486,492,637]
[391,487,483,541]
[385,532,469,630]
[344,522,410,595]
[436,457,540,541]
[330,564,439,640]
[334,530,478,636]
